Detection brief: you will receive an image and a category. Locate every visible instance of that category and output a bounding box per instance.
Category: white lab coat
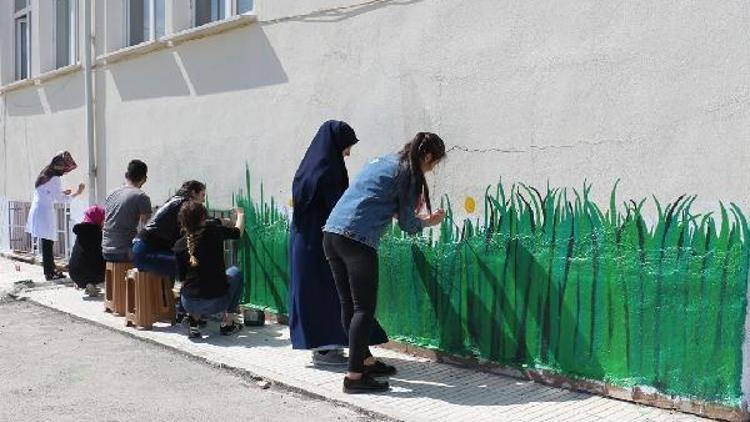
[25,177,71,241]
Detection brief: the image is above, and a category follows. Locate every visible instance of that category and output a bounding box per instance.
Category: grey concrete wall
[1,71,86,202]
[1,0,749,216]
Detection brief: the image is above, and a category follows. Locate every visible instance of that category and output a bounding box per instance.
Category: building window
[236,0,254,14]
[14,0,27,13]
[56,0,78,68]
[127,0,166,46]
[155,0,166,38]
[14,0,31,80]
[194,0,226,26]
[194,0,254,27]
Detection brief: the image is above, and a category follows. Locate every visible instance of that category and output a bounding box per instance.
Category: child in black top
[174,201,245,338]
[69,205,106,297]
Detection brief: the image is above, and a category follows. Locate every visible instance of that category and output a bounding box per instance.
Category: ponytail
[186,232,201,267]
[178,200,208,268]
[398,132,446,213]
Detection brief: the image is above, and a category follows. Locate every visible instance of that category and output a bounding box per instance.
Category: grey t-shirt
[102,185,152,255]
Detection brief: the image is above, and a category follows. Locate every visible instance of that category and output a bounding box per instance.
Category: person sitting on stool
[174,201,245,339]
[69,205,106,297]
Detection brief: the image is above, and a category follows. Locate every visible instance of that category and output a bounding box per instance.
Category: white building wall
[1,73,86,202]
[0,0,749,215]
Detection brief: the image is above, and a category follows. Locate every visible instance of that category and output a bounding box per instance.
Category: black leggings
[41,238,56,277]
[323,232,378,373]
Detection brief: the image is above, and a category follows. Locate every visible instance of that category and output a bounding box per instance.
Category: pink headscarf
[82,205,105,227]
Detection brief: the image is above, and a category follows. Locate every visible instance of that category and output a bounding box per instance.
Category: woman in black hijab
[289,120,387,366]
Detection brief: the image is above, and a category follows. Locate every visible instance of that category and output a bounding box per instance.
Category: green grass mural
[235,166,749,407]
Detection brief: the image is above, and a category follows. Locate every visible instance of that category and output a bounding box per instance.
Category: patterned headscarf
[35,151,77,188]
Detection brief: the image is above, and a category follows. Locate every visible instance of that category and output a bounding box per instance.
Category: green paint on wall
[235,169,749,407]
[235,167,290,315]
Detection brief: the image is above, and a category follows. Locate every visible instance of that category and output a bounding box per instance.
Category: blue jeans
[181,266,243,316]
[103,251,132,263]
[132,239,176,278]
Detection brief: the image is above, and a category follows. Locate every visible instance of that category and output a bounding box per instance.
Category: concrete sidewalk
[1,258,706,421]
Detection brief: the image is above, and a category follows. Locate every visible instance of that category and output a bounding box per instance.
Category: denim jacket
[323,154,423,249]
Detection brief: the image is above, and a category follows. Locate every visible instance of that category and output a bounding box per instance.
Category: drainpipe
[82,0,96,205]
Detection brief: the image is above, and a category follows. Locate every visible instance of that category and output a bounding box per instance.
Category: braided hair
[398,132,446,213]
[178,200,208,267]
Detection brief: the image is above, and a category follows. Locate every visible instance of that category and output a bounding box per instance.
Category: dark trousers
[181,267,244,316]
[41,238,55,277]
[132,239,176,278]
[323,232,378,373]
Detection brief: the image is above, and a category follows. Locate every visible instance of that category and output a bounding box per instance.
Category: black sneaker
[45,272,67,282]
[220,322,243,336]
[186,316,201,339]
[178,314,207,327]
[343,375,389,394]
[363,360,397,377]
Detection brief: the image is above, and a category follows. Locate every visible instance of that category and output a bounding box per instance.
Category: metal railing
[6,201,235,264]
[7,200,71,259]
[8,201,32,254]
[208,209,239,267]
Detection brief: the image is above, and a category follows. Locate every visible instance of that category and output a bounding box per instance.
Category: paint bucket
[242,307,265,327]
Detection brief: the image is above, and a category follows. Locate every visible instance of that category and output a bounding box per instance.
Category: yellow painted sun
[464,196,476,214]
[288,198,294,208]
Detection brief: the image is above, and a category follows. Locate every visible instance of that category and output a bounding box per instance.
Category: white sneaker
[85,283,101,297]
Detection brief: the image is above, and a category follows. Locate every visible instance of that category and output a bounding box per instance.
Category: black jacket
[137,195,189,251]
[68,223,105,287]
[173,219,239,299]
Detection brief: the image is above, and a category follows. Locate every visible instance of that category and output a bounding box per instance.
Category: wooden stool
[152,274,177,326]
[125,269,176,330]
[104,261,133,316]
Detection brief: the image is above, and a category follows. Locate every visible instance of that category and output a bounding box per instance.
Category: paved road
[0,300,374,422]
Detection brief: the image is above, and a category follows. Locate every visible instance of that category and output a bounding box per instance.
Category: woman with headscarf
[289,120,388,367]
[68,205,106,297]
[25,151,85,281]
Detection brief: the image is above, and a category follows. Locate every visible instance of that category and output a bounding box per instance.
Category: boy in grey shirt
[102,160,151,262]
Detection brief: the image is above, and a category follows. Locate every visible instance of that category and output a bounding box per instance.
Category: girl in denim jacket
[323,132,447,394]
